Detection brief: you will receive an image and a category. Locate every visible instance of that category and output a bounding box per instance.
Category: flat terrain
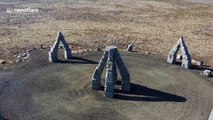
[0,0,213,67]
[0,50,213,120]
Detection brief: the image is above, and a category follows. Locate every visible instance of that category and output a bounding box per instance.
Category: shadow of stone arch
[56,56,98,64]
[114,83,187,102]
[49,31,72,62]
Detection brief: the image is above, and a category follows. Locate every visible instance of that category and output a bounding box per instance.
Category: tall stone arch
[92,46,130,98]
[167,37,192,69]
[49,32,72,62]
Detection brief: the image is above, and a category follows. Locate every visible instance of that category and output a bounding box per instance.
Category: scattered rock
[127,44,133,52]
[0,60,5,64]
[96,47,102,51]
[21,52,27,57]
[33,47,38,50]
[145,51,150,55]
[177,54,182,60]
[192,59,204,66]
[203,70,211,77]
[15,51,31,63]
[86,49,92,52]
[26,49,32,52]
[197,61,204,66]
[40,45,48,49]
[72,51,78,54]
[23,52,30,60]
[16,58,22,63]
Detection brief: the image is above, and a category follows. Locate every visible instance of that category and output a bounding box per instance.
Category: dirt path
[0,50,213,120]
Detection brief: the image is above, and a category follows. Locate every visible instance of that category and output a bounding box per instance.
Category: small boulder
[127,44,133,52]
[177,54,182,60]
[21,52,27,57]
[96,47,102,51]
[145,51,150,55]
[40,45,48,49]
[0,60,5,64]
[196,61,204,66]
[16,59,22,63]
[203,70,211,77]
[23,52,30,60]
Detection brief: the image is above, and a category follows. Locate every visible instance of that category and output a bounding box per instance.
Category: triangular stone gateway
[49,32,72,62]
[167,36,192,69]
[92,46,131,98]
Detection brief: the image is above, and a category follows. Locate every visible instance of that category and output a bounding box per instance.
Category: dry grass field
[0,0,212,67]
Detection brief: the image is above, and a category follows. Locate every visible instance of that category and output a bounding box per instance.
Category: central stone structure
[92,46,131,98]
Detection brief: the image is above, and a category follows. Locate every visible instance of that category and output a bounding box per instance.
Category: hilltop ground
[0,49,213,120]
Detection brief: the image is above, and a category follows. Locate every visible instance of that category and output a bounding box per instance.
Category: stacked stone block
[92,51,108,90]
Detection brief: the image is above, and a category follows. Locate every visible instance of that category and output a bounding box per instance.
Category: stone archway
[92,46,130,98]
[167,37,192,69]
[49,32,72,62]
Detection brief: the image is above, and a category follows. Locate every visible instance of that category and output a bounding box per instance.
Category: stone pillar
[59,32,72,59]
[64,49,72,59]
[49,48,58,62]
[49,34,60,62]
[91,51,108,90]
[115,49,130,92]
[104,46,117,98]
[167,41,180,64]
[179,37,192,69]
